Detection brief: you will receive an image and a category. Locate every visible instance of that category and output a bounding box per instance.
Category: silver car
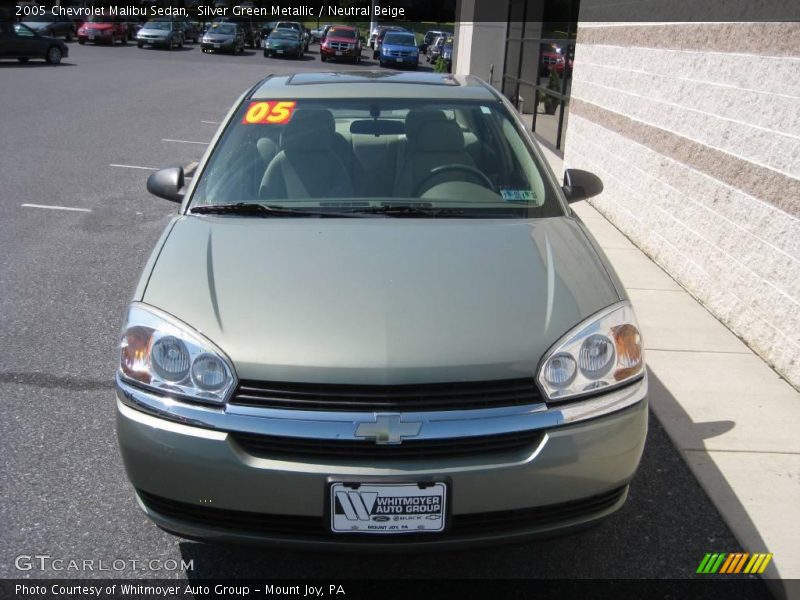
[116,71,647,548]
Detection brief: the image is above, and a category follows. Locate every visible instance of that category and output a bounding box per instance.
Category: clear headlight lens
[119,303,236,405]
[538,302,644,402]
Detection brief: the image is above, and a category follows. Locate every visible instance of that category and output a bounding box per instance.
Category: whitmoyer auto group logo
[331,483,446,533]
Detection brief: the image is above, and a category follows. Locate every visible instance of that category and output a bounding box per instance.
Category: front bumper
[79,31,113,43]
[264,46,298,56]
[381,55,418,66]
[139,37,172,47]
[321,48,358,59]
[116,376,648,548]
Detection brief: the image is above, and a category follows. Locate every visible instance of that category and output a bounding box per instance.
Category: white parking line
[162,138,209,145]
[21,203,91,213]
[110,163,157,170]
[201,121,219,125]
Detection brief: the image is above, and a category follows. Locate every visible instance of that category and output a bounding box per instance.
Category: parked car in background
[121,71,647,549]
[273,21,309,52]
[121,19,143,41]
[427,35,445,63]
[137,20,185,50]
[0,21,68,64]
[19,14,75,41]
[201,21,244,54]
[420,29,448,54]
[258,20,278,42]
[371,25,408,59]
[173,16,200,44]
[377,31,418,69]
[262,28,303,59]
[77,16,128,45]
[441,37,454,72]
[319,25,360,64]
[310,23,332,43]
[212,16,257,48]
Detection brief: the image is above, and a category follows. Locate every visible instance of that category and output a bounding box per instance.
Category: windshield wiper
[189,203,362,218]
[348,205,469,218]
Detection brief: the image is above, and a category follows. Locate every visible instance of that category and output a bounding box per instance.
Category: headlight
[119,303,236,405]
[537,302,644,402]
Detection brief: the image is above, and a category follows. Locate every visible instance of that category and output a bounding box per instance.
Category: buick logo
[354,414,422,445]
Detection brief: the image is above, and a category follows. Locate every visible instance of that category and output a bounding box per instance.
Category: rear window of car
[190,97,563,219]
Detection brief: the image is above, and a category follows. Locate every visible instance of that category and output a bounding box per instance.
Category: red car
[319,25,361,64]
[77,17,128,45]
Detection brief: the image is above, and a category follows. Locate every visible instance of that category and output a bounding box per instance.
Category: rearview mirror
[562,169,603,203]
[147,166,185,203]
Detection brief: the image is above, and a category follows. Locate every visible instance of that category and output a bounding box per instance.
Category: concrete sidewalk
[543,148,800,594]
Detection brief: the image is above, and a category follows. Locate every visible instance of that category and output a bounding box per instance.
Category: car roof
[251,72,498,101]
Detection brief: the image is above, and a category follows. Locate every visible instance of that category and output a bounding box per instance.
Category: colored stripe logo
[696,553,773,574]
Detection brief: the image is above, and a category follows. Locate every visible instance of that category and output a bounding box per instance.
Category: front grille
[329,42,352,50]
[230,378,541,412]
[231,429,544,461]
[138,486,626,541]
[388,50,413,57]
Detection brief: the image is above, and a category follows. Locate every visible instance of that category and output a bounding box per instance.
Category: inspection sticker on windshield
[242,101,297,125]
[500,189,537,201]
[330,482,446,534]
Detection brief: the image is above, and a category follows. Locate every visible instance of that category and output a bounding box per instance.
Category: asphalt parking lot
[0,41,771,591]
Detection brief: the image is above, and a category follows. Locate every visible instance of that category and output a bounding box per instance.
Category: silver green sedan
[116,71,647,548]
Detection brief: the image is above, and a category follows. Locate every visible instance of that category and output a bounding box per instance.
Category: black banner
[0,579,789,600]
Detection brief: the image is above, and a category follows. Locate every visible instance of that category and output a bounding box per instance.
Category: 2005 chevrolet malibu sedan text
[116,71,648,548]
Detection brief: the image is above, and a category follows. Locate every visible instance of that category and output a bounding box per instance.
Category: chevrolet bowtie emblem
[354,414,422,445]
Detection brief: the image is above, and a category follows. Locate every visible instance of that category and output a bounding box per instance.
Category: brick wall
[563,22,800,387]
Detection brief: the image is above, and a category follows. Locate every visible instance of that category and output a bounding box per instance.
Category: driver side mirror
[147,166,185,203]
[562,169,603,203]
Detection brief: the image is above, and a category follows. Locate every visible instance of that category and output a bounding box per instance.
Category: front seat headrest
[280,109,336,151]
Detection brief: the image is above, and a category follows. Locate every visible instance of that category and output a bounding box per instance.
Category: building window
[501,0,579,154]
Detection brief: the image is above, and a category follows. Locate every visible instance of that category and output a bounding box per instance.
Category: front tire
[66,30,73,41]
[320,54,327,62]
[138,42,143,48]
[46,46,63,64]
[120,34,127,45]
[78,39,85,45]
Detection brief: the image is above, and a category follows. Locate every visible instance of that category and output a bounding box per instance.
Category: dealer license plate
[330,482,446,534]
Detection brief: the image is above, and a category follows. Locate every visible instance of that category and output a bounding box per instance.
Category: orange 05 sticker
[242,101,297,125]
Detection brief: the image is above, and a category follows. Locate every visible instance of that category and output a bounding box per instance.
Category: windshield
[190,98,562,219]
[384,33,415,46]
[22,15,52,22]
[147,21,172,30]
[211,24,235,35]
[87,16,113,23]
[328,28,356,39]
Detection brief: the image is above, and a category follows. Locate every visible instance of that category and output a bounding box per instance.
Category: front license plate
[277,49,284,54]
[213,44,220,48]
[88,35,95,40]
[396,57,403,63]
[335,51,342,56]
[330,482,446,534]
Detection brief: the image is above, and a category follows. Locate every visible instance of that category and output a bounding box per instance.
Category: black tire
[320,54,326,62]
[120,35,127,45]
[18,57,29,63]
[46,45,63,64]
[78,40,85,45]
[263,49,268,58]
[66,30,73,42]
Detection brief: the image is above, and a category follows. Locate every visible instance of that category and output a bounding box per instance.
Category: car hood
[23,22,49,29]
[85,23,113,30]
[383,44,416,51]
[142,216,620,384]
[141,28,170,35]
[326,35,356,43]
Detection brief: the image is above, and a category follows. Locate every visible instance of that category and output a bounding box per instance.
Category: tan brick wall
[563,22,800,387]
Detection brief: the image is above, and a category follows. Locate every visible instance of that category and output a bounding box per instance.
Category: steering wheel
[413,164,496,197]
